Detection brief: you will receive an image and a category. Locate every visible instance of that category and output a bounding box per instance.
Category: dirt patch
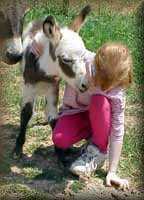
[69,0,141,14]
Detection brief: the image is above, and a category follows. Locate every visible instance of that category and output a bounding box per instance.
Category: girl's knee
[92,139,108,153]
[52,131,71,150]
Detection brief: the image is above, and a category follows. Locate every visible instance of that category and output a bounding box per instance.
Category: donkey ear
[69,5,91,32]
[43,16,61,44]
[43,16,56,38]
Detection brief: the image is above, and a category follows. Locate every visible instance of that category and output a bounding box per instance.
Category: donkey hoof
[48,116,57,130]
[12,147,23,160]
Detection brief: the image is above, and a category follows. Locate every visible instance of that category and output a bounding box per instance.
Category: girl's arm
[109,140,123,174]
[107,140,129,190]
[106,91,129,190]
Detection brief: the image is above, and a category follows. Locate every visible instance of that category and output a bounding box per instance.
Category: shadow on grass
[95,169,107,182]
[12,144,81,194]
[0,122,81,194]
[0,123,19,175]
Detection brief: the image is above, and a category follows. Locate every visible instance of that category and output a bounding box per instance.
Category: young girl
[52,42,132,190]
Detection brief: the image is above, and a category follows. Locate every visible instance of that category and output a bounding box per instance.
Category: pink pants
[52,95,111,153]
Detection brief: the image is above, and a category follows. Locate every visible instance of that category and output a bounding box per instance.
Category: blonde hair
[94,42,133,91]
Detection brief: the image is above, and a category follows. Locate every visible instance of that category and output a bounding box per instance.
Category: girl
[32,41,132,189]
[52,42,132,190]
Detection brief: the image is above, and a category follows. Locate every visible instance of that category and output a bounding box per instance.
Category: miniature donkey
[13,5,92,158]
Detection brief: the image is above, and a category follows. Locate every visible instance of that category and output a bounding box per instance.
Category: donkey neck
[34,31,59,76]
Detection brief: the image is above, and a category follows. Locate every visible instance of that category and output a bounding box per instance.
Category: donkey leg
[13,85,36,159]
[14,102,34,158]
[46,87,68,165]
[45,83,59,130]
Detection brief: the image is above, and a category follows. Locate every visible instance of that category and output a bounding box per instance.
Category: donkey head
[43,5,91,92]
[0,1,28,64]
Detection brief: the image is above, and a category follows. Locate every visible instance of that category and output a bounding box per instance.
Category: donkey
[13,5,92,158]
[0,0,28,64]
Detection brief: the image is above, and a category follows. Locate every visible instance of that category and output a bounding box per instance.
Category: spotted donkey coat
[13,5,92,158]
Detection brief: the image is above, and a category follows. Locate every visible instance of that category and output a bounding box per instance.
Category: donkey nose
[6,49,23,64]
[81,83,88,90]
[79,81,89,92]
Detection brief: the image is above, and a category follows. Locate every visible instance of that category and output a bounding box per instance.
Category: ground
[0,1,144,199]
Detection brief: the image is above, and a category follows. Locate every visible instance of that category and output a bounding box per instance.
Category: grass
[0,183,53,200]
[0,1,144,199]
[71,180,85,193]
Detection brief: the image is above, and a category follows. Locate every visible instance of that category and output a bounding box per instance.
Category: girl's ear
[69,5,91,32]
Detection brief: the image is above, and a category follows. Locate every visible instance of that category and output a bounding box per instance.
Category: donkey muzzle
[5,36,23,64]
[78,77,89,92]
[6,50,23,64]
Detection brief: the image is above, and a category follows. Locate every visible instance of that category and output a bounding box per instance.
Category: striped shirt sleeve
[110,90,125,142]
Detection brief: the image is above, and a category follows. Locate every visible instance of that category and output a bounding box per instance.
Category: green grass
[71,180,85,193]
[0,2,143,198]
[0,184,53,200]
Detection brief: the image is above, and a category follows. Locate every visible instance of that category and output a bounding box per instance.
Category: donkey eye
[62,58,73,64]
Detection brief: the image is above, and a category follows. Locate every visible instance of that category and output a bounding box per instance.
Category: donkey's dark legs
[14,102,33,158]
[54,146,70,167]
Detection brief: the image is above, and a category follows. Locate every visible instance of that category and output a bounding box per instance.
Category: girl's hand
[31,40,44,57]
[106,172,129,191]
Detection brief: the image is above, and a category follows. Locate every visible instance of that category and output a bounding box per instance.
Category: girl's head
[94,42,133,91]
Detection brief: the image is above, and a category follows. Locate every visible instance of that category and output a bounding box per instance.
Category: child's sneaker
[69,144,107,176]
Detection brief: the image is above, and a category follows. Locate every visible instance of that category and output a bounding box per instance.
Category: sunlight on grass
[0,184,52,200]
[23,167,43,179]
